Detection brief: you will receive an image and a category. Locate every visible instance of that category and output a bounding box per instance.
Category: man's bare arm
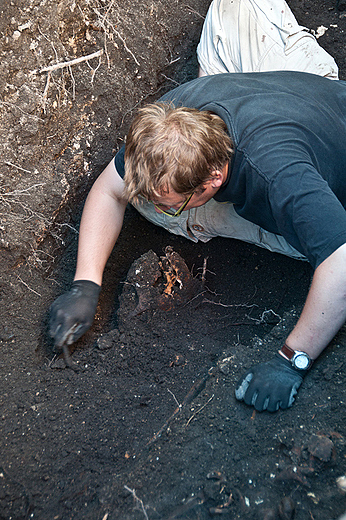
[74,159,127,286]
[285,242,346,359]
[49,159,127,347]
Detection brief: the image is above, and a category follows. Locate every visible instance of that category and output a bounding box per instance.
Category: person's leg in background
[197,0,338,78]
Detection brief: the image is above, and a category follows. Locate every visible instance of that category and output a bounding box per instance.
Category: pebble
[171,353,185,366]
[50,357,67,369]
[307,434,334,462]
[336,475,346,493]
[206,470,224,481]
[278,496,295,519]
[97,329,120,350]
[218,356,233,374]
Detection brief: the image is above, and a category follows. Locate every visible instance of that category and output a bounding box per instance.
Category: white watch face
[293,353,309,369]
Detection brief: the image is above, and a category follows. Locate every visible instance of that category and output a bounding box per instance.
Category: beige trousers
[197,0,338,78]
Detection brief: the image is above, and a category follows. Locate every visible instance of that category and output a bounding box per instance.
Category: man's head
[123,102,233,204]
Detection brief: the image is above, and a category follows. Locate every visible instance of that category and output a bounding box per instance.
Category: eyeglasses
[152,192,194,217]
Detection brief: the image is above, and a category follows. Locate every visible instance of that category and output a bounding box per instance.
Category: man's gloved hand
[49,280,101,349]
[235,353,307,412]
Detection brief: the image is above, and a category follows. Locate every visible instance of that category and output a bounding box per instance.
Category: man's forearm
[74,160,127,286]
[49,160,126,347]
[284,243,346,360]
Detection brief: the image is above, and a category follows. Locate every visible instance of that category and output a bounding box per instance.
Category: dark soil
[1,1,346,519]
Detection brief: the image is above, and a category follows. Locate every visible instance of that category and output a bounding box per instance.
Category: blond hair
[123,102,233,202]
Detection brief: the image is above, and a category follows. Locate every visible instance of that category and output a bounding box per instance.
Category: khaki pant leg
[197,0,338,79]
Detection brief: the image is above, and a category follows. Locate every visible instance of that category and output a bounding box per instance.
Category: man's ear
[210,170,224,189]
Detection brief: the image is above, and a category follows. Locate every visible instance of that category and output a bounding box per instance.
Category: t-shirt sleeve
[114,145,125,179]
[269,164,346,269]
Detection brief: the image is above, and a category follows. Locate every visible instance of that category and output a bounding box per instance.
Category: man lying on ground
[49,0,346,412]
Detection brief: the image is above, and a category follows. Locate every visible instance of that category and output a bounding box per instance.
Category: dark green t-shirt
[115,71,346,268]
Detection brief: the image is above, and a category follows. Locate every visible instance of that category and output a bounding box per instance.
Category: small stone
[97,337,112,351]
[218,356,233,374]
[139,395,151,406]
[171,353,185,366]
[50,357,67,369]
[18,21,32,31]
[12,30,21,40]
[206,470,225,481]
[278,496,295,519]
[336,476,346,493]
[307,492,319,505]
[97,329,120,350]
[307,434,334,462]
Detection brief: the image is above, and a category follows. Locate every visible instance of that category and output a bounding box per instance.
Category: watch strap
[281,343,295,360]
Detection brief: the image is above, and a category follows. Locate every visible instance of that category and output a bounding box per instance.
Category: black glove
[235,353,307,412]
[49,280,101,348]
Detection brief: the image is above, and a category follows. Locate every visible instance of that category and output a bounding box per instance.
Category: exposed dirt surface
[1,1,346,519]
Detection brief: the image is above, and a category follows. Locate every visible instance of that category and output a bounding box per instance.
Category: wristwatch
[280,344,313,370]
